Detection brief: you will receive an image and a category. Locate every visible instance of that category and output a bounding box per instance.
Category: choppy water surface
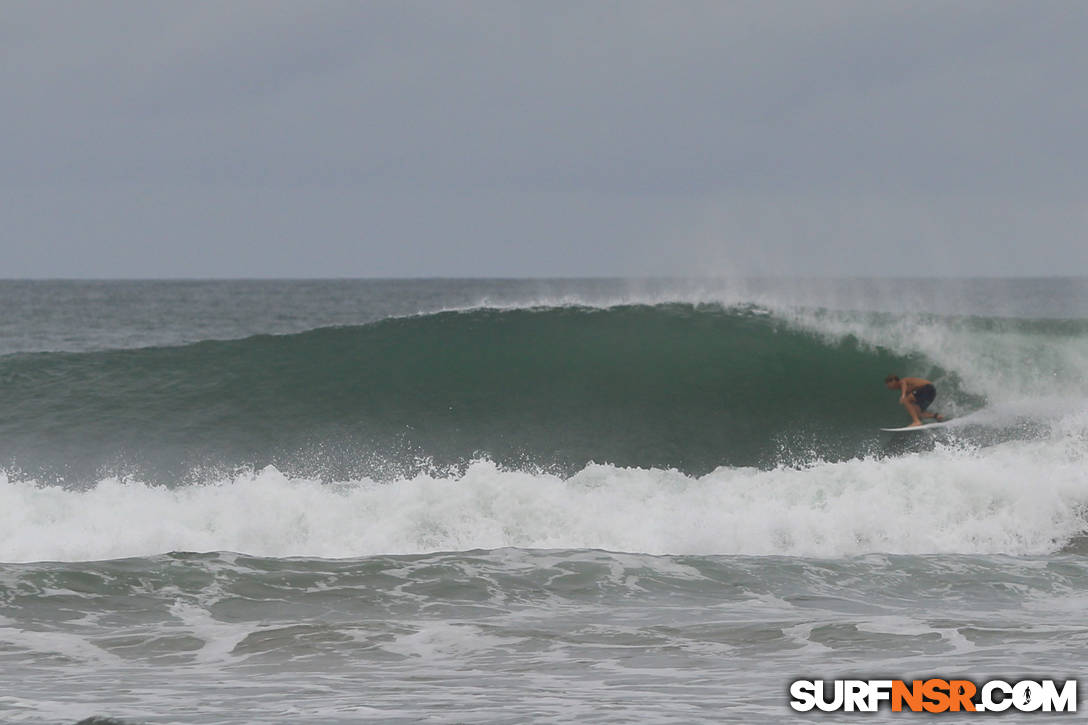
[0,279,1085,723]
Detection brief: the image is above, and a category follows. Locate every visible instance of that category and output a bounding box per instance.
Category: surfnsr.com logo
[789,679,1077,713]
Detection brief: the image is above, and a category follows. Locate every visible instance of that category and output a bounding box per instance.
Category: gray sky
[3,0,1086,277]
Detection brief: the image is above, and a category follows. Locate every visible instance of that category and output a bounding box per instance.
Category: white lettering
[981,680,1012,712]
[815,680,844,712]
[843,680,868,712]
[867,680,893,711]
[789,680,816,712]
[1041,680,1077,712]
[1013,680,1043,711]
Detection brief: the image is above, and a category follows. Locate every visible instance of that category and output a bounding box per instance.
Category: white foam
[433,289,1088,406]
[167,600,255,664]
[854,616,975,654]
[775,306,1088,404]
[0,626,124,666]
[2,430,1085,563]
[380,622,515,660]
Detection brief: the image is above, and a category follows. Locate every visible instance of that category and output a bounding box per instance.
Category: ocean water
[0,278,1085,723]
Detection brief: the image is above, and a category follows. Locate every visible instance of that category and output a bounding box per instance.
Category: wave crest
[3,432,1085,562]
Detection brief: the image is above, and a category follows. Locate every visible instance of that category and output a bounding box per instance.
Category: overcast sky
[3,1,1086,277]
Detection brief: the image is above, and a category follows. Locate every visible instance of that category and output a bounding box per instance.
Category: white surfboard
[880,419,955,432]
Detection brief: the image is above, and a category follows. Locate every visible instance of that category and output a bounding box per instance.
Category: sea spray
[0,304,976,482]
[3,431,1085,562]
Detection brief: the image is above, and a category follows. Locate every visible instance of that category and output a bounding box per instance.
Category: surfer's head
[884,374,900,389]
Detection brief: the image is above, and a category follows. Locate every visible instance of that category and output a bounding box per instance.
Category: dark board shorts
[911,383,936,411]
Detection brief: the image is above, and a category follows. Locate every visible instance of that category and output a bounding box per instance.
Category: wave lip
[3,433,1085,563]
[1,300,1084,486]
[0,303,964,481]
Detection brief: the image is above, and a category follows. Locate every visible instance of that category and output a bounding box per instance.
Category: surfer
[884,374,945,427]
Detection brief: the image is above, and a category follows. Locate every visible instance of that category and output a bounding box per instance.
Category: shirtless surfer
[884,375,945,427]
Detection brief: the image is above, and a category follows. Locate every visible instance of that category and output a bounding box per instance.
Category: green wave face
[0,304,949,484]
